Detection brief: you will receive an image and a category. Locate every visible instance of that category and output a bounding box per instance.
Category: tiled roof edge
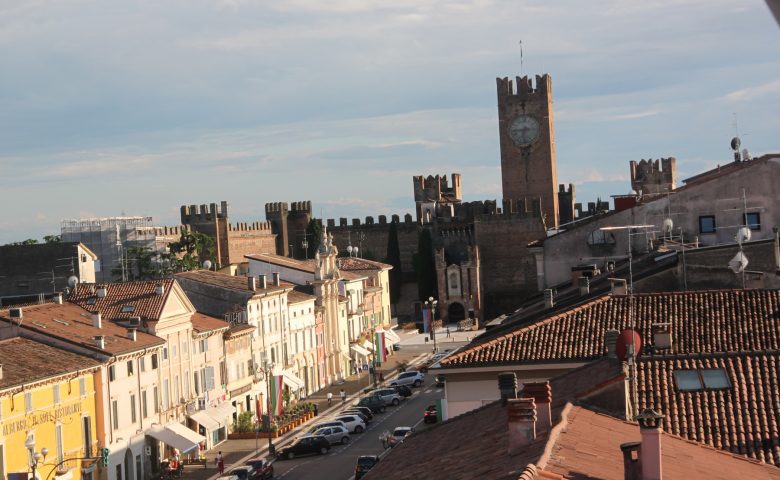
[536,402,574,470]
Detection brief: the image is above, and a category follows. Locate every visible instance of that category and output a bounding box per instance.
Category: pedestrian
[340,388,346,404]
[327,391,333,406]
[216,451,224,475]
[379,372,384,383]
[446,327,451,338]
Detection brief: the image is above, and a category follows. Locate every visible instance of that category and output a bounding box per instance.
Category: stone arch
[447,302,466,323]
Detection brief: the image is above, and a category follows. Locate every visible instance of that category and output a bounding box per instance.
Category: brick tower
[497,74,559,228]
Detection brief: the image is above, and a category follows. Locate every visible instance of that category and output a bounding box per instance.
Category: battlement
[180,201,228,224]
[148,225,186,237]
[325,213,414,229]
[496,74,552,100]
[289,201,312,214]
[265,202,289,215]
[227,221,273,233]
[412,173,462,203]
[630,157,676,195]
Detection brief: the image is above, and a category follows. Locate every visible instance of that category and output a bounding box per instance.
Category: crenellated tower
[630,158,676,196]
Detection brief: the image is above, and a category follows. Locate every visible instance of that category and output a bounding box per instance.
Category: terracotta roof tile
[0,303,164,355]
[336,257,392,271]
[442,290,780,368]
[68,279,175,320]
[0,337,100,389]
[287,290,316,304]
[175,270,291,294]
[226,323,255,337]
[245,253,366,281]
[190,312,229,333]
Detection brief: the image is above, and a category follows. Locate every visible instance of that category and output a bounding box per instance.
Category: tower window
[698,215,716,234]
[743,212,761,231]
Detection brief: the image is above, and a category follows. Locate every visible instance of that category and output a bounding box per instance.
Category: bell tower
[497,74,559,228]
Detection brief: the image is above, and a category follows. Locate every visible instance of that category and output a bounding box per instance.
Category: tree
[385,221,402,305]
[43,235,61,244]
[305,219,323,259]
[112,246,165,281]
[6,239,38,246]
[413,228,437,301]
[168,231,216,272]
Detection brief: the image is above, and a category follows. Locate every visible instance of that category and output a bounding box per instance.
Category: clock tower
[497,74,559,228]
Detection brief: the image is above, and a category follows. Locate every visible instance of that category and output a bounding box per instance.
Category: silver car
[389,371,425,387]
[307,420,348,434]
[373,388,403,406]
[312,425,351,445]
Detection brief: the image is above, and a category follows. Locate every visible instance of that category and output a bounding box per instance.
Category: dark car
[357,395,387,413]
[424,404,438,424]
[342,409,371,425]
[277,435,330,460]
[434,374,446,388]
[392,343,401,351]
[345,405,374,421]
[244,458,273,479]
[393,384,413,397]
[355,455,380,479]
[230,466,260,480]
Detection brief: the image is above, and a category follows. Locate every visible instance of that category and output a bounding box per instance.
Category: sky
[1,0,779,244]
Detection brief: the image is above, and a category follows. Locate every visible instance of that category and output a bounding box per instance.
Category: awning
[190,411,220,430]
[351,344,371,357]
[340,351,352,362]
[362,340,374,351]
[214,401,236,419]
[282,371,305,390]
[147,422,206,453]
[383,329,401,345]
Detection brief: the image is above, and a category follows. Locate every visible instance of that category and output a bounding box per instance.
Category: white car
[312,425,351,445]
[390,371,425,387]
[307,420,348,434]
[335,414,367,433]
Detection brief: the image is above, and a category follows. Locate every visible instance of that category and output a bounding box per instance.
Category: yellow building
[0,337,100,480]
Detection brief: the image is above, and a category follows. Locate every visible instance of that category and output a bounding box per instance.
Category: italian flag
[374,331,387,364]
[269,375,284,416]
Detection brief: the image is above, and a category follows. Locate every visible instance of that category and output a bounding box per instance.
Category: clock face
[508,115,540,146]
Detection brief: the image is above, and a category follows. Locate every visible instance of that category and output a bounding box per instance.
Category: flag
[422,308,430,334]
[269,375,283,416]
[374,331,386,364]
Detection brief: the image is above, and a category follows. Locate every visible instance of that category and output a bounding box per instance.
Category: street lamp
[346,245,359,258]
[25,437,48,480]
[425,297,438,353]
[264,360,277,457]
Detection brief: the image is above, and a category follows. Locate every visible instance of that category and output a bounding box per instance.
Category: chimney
[53,293,63,304]
[0,364,4,380]
[507,398,537,455]
[578,276,590,296]
[272,272,281,286]
[247,275,257,291]
[605,329,619,360]
[637,408,665,480]
[620,441,642,480]
[127,328,137,341]
[610,278,628,296]
[155,284,165,296]
[520,381,552,431]
[92,312,102,329]
[652,323,672,350]
[497,372,518,405]
[94,335,105,349]
[258,274,267,289]
[543,289,554,308]
[9,308,23,319]
[96,286,107,298]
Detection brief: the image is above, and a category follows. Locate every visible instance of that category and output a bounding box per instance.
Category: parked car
[372,387,403,406]
[424,404,438,424]
[229,466,259,480]
[434,374,446,388]
[335,414,367,433]
[307,420,349,434]
[389,371,425,387]
[393,385,413,397]
[342,409,371,424]
[345,405,374,421]
[355,455,380,479]
[215,476,239,480]
[244,458,273,479]
[277,435,330,460]
[392,343,401,351]
[384,426,413,448]
[358,395,387,413]
[313,425,351,445]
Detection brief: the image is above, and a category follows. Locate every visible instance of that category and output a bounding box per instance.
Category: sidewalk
[183,330,433,480]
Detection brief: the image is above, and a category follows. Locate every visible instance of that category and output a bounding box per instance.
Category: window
[172,345,177,358]
[699,215,716,234]
[82,416,92,457]
[86,297,97,305]
[153,387,159,414]
[130,394,137,423]
[53,384,60,404]
[199,339,208,353]
[116,465,122,480]
[141,391,148,418]
[744,212,761,231]
[127,360,134,377]
[163,379,170,409]
[108,365,116,382]
[151,354,158,369]
[674,368,730,391]
[79,378,86,396]
[121,305,135,313]
[139,357,145,373]
[182,341,188,354]
[112,400,119,430]
[162,347,168,360]
[194,372,200,395]
[25,392,32,413]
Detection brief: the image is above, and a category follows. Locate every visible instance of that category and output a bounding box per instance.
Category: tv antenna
[519,40,524,76]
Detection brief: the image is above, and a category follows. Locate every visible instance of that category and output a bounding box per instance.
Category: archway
[123,449,133,480]
[447,302,465,323]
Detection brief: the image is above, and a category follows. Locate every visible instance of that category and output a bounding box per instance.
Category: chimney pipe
[610,278,627,296]
[0,364,4,380]
[507,398,537,455]
[92,312,102,329]
[127,328,137,341]
[543,289,554,308]
[247,276,257,291]
[520,381,552,431]
[155,284,165,296]
[620,441,642,480]
[96,286,107,298]
[578,276,590,296]
[94,335,105,349]
[258,274,267,289]
[272,272,281,287]
[53,293,63,304]
[637,408,665,480]
[497,372,518,405]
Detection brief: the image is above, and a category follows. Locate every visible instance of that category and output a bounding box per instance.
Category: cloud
[722,80,780,103]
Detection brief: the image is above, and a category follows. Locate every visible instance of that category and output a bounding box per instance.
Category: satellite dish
[728,252,749,273]
[616,329,643,362]
[731,137,741,151]
[662,218,674,234]
[202,260,213,270]
[67,276,79,288]
[735,226,751,244]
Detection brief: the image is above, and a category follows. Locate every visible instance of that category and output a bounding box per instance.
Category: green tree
[385,221,402,305]
[112,246,165,281]
[305,219,323,259]
[168,231,216,272]
[6,239,38,246]
[413,228,437,301]
[43,235,61,244]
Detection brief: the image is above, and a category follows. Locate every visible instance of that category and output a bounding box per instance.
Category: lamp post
[425,297,438,353]
[264,360,276,457]
[25,437,48,480]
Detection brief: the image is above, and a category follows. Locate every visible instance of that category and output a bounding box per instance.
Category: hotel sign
[3,402,83,436]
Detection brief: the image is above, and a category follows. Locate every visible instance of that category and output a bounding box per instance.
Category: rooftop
[190,312,230,334]
[175,270,291,295]
[0,337,100,390]
[68,279,175,320]
[245,252,366,281]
